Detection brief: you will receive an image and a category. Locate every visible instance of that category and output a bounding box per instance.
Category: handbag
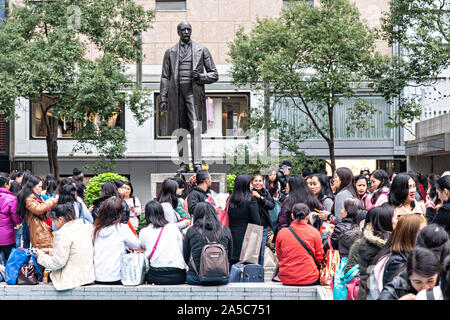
[120,252,145,286]
[17,261,39,285]
[320,236,340,287]
[346,276,360,300]
[217,198,230,227]
[5,248,41,285]
[332,257,359,300]
[239,223,263,264]
[268,200,282,226]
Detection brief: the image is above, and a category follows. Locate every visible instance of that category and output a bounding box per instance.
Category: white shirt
[139,223,186,271]
[160,202,187,230]
[93,223,141,282]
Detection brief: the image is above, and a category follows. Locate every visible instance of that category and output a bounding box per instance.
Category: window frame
[29,101,126,141]
[155,0,187,12]
[283,0,314,10]
[153,91,251,140]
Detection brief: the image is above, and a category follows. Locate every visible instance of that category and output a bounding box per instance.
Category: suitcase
[229,262,264,282]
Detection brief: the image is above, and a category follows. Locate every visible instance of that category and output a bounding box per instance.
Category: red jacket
[275,221,324,285]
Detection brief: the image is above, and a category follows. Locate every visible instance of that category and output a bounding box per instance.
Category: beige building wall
[139,0,391,66]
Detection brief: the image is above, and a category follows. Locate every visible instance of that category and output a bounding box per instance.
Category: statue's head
[177,22,192,43]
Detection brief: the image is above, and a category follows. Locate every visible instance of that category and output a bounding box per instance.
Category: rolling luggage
[229,261,264,283]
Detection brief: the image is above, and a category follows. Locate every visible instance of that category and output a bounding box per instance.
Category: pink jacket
[366,187,390,211]
[0,188,21,246]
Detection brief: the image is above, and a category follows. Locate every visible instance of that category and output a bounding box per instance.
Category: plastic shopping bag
[120,252,145,286]
[5,248,41,285]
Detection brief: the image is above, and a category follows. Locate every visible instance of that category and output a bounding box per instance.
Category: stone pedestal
[150,173,227,199]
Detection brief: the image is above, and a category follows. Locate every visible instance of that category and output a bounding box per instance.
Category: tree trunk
[263,84,271,158]
[328,104,336,174]
[41,102,60,179]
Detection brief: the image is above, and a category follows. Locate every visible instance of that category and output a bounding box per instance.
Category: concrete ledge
[0,282,332,300]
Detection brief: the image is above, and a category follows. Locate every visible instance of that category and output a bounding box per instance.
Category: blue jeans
[258,227,268,266]
[15,225,23,248]
[186,272,229,286]
[22,221,30,249]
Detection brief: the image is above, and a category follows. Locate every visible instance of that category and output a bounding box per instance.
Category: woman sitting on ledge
[35,203,95,291]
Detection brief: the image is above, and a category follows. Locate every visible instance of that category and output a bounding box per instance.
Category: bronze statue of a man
[159,22,219,173]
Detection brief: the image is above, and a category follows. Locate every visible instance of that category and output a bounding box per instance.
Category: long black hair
[57,183,77,205]
[265,168,280,197]
[335,167,357,197]
[389,173,413,207]
[17,175,42,219]
[313,173,334,202]
[157,178,179,209]
[370,169,390,204]
[285,174,321,212]
[100,181,119,198]
[229,173,253,207]
[144,200,168,228]
[192,202,224,242]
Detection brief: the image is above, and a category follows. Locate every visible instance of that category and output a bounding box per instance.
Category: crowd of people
[0,163,449,301]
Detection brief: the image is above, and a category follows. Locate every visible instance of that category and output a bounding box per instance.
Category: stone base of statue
[150,172,227,200]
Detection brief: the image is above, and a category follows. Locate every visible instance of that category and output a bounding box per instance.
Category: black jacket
[92,195,130,223]
[253,188,275,229]
[338,224,361,259]
[277,170,288,202]
[378,269,416,300]
[187,186,208,215]
[357,224,390,300]
[183,225,233,275]
[228,197,262,261]
[382,251,408,287]
[427,200,450,236]
[330,218,354,251]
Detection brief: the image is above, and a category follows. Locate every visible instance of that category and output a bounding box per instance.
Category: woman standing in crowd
[228,174,261,266]
[121,181,142,232]
[426,175,450,234]
[275,203,324,286]
[35,203,95,291]
[310,173,334,213]
[332,167,358,224]
[426,174,441,208]
[41,174,58,201]
[0,176,21,262]
[251,174,275,266]
[92,197,141,285]
[91,181,130,224]
[139,201,186,285]
[357,204,394,300]
[354,174,370,209]
[173,176,190,220]
[183,202,232,285]
[330,198,364,257]
[389,173,426,226]
[56,183,93,227]
[157,178,190,231]
[378,247,441,300]
[367,169,390,210]
[17,175,58,249]
[265,168,283,203]
[275,174,322,238]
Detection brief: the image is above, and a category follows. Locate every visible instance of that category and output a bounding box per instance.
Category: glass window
[155,93,249,138]
[31,97,124,139]
[271,95,393,140]
[156,0,186,11]
[283,0,314,10]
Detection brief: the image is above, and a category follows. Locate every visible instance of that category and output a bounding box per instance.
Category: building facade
[9,0,402,203]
